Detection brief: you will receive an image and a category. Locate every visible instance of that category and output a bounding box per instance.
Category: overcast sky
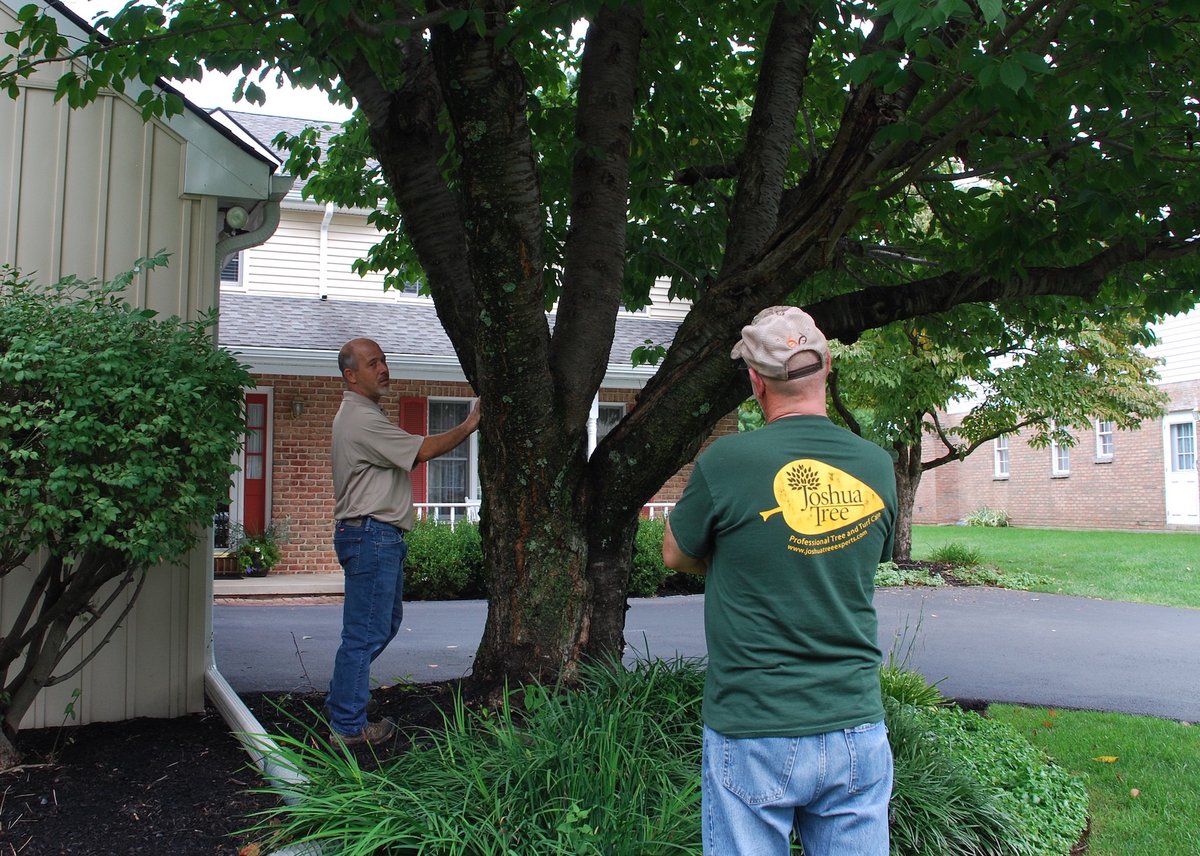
[62,0,354,121]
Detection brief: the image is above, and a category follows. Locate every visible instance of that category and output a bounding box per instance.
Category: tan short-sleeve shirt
[331,391,424,530]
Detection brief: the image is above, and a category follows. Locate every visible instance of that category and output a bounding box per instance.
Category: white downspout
[209,175,324,856]
[318,202,334,300]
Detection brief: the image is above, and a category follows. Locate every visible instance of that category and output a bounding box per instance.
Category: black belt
[339,516,402,532]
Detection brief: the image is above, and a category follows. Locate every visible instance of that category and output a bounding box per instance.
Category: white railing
[414,501,482,528]
[414,500,677,527]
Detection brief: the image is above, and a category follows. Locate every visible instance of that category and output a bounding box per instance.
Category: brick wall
[913,380,1199,531]
[255,375,740,573]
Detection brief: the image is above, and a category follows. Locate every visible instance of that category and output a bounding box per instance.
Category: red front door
[242,393,269,535]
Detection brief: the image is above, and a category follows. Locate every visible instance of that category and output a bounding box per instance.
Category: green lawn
[988,706,1200,856]
[907,526,1199,854]
[911,525,1200,608]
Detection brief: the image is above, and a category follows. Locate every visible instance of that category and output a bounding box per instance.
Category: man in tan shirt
[326,337,480,745]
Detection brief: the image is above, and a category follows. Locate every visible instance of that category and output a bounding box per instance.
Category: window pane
[220,253,240,282]
[429,401,470,458]
[598,404,624,441]
[1172,423,1196,472]
[1096,420,1114,457]
[426,401,473,515]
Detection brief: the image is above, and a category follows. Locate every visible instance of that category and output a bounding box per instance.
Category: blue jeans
[326,518,408,736]
[702,721,892,856]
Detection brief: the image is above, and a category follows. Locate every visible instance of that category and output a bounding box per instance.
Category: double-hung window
[1095,419,1115,462]
[1050,424,1071,477]
[993,435,1010,479]
[426,400,477,520]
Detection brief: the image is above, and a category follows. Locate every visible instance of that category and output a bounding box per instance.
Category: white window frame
[993,435,1010,479]
[425,397,480,516]
[220,250,245,289]
[1094,419,1115,462]
[1050,425,1071,477]
[1169,419,1196,473]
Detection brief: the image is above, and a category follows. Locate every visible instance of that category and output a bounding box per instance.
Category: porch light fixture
[291,399,305,418]
[224,205,249,231]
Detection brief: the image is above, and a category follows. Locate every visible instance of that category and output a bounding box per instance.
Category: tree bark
[891,434,925,563]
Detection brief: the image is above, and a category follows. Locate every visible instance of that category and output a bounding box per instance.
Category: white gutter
[227,345,659,388]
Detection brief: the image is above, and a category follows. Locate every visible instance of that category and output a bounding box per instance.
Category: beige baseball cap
[730,306,829,380]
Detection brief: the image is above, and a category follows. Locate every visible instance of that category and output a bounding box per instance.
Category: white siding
[1148,307,1200,386]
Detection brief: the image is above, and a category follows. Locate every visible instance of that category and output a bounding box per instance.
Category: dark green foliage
[927,542,983,567]
[632,517,704,597]
[0,257,251,747]
[252,662,1087,855]
[403,518,485,600]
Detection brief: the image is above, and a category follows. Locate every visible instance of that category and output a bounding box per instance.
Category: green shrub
[631,517,705,596]
[630,518,672,596]
[881,665,947,711]
[927,542,983,567]
[874,561,945,587]
[965,506,1011,527]
[403,519,484,599]
[911,705,1089,855]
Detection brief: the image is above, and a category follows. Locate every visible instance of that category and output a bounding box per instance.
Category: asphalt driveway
[213,586,1199,721]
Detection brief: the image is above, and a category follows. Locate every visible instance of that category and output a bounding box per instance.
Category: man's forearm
[416,400,480,463]
[662,519,707,576]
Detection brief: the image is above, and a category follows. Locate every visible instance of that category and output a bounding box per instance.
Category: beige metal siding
[1,47,215,728]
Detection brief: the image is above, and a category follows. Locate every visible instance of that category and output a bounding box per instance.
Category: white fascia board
[227,346,658,388]
[207,109,285,169]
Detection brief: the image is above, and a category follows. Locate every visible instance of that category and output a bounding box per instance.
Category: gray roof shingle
[218,293,678,368]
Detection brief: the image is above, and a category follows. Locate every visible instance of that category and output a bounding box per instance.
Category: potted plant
[229,519,290,577]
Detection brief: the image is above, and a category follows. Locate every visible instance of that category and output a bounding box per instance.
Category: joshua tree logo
[786,464,821,493]
[761,459,884,534]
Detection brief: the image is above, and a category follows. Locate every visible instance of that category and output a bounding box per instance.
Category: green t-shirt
[669,415,897,737]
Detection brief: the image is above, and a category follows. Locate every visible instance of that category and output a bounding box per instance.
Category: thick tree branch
[336,39,480,382]
[719,0,818,275]
[551,2,645,424]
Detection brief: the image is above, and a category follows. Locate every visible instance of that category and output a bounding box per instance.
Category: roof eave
[224,346,658,388]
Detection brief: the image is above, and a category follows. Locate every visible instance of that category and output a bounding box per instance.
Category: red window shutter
[399,397,428,505]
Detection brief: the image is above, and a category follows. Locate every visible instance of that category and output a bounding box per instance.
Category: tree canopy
[6,0,1199,687]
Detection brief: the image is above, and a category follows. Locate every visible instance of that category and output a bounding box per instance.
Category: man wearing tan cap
[663,306,897,856]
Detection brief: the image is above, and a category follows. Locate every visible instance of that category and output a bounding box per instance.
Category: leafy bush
[256,658,703,855]
[0,256,250,762]
[881,664,947,711]
[255,662,1086,856]
[403,518,484,599]
[631,518,672,596]
[966,506,1011,527]
[911,705,1089,855]
[950,564,1046,591]
[632,517,704,596]
[875,561,946,588]
[927,542,983,567]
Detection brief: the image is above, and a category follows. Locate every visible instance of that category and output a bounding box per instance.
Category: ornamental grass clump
[250,660,1086,856]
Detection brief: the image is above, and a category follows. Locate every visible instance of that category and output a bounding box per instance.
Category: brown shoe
[330,719,395,747]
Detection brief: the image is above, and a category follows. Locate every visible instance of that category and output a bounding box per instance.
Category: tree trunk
[891,433,924,563]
